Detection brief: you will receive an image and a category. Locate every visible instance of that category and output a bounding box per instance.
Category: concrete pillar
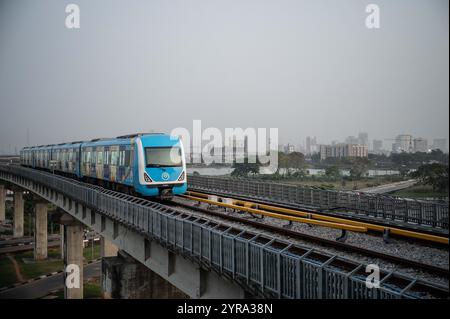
[100,237,118,298]
[0,185,5,223]
[100,237,118,258]
[60,224,64,260]
[102,251,187,299]
[34,202,48,260]
[13,191,24,238]
[63,223,84,299]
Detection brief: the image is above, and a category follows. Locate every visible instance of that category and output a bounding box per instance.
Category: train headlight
[177,171,185,181]
[144,172,153,183]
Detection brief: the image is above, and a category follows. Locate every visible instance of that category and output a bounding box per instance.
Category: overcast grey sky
[0,0,448,153]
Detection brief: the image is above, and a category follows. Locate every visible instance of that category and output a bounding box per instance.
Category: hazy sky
[0,0,448,153]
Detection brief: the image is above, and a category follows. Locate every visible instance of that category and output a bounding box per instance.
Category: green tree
[325,166,341,180]
[411,163,449,193]
[231,158,260,177]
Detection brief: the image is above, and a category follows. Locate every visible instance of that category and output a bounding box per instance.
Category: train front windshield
[145,147,182,167]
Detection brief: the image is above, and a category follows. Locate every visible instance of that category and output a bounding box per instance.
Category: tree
[231,158,260,177]
[349,157,370,189]
[325,166,341,180]
[411,163,449,193]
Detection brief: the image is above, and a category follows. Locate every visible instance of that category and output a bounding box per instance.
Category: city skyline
[0,0,448,153]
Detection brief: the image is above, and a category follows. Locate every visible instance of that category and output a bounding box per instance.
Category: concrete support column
[34,202,48,260]
[60,224,64,260]
[13,191,24,238]
[100,237,118,258]
[102,251,187,299]
[100,237,118,298]
[63,223,84,299]
[0,185,5,223]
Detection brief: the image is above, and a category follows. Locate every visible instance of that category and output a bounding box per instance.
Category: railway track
[184,190,449,245]
[168,195,449,278]
[2,165,448,298]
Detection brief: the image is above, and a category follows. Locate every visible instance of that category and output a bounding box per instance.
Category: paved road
[0,235,60,247]
[0,241,60,254]
[0,261,101,299]
[357,179,417,194]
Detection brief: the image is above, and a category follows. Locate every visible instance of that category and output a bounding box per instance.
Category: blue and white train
[20,133,187,198]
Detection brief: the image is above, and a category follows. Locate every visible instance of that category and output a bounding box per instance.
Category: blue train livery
[19,133,187,198]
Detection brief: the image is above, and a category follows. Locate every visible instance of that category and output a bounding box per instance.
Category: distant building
[320,144,368,160]
[358,132,369,146]
[392,134,413,153]
[432,138,447,153]
[345,136,359,144]
[305,136,317,155]
[413,138,428,153]
[284,144,295,154]
[372,140,383,154]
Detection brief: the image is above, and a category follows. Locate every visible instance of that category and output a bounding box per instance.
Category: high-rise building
[305,136,311,155]
[320,144,368,160]
[284,144,295,154]
[345,136,359,144]
[432,138,447,152]
[413,138,428,153]
[358,132,369,146]
[392,134,413,153]
[372,140,383,154]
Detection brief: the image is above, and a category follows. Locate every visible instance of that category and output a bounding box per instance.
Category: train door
[109,145,119,183]
[96,147,104,179]
[103,147,110,181]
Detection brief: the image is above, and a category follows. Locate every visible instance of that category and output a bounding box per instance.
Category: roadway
[0,235,60,254]
[357,179,417,194]
[0,261,100,299]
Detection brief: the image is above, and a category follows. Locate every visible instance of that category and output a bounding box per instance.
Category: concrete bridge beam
[100,237,118,258]
[102,250,188,299]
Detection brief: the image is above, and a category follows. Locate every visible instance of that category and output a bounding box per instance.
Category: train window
[118,151,124,166]
[104,150,109,165]
[111,150,119,166]
[97,151,103,164]
[124,150,131,166]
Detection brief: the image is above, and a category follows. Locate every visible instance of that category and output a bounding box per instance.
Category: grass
[84,279,102,299]
[15,249,63,279]
[0,243,101,287]
[391,185,449,199]
[83,243,101,262]
[269,178,394,191]
[48,279,102,299]
[0,255,17,287]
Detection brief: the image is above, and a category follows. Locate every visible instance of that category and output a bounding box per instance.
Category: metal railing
[187,175,449,232]
[0,164,448,299]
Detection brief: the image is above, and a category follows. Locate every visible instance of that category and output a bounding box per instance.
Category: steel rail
[1,164,449,298]
[186,190,449,245]
[170,198,449,277]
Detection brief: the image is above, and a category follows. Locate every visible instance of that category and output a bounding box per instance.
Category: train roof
[116,132,164,139]
[21,133,178,150]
